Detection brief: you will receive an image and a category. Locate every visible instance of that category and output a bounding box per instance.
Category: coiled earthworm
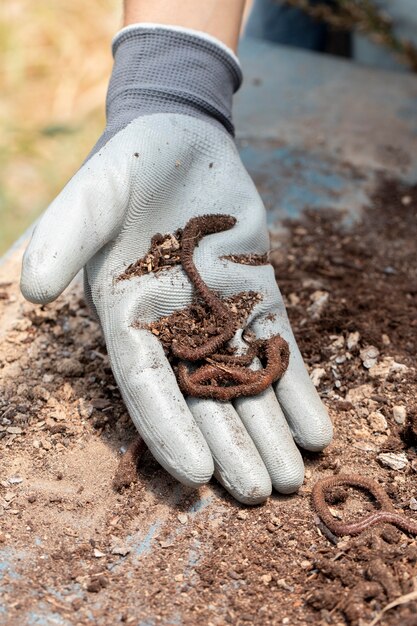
[312,474,417,537]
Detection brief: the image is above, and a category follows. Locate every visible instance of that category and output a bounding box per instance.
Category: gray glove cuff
[100,25,242,148]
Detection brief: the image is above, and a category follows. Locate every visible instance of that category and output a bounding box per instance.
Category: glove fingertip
[21,248,66,304]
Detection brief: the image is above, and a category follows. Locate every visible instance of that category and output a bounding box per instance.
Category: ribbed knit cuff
[106,25,242,137]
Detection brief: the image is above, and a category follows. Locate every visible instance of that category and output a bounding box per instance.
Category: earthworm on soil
[113,437,147,491]
[312,474,417,537]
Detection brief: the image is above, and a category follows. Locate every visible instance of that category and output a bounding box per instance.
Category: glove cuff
[106,24,243,137]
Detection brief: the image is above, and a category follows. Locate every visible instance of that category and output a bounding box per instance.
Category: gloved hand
[21,25,332,504]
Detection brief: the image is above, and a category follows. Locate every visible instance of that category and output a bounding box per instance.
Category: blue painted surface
[130,520,162,560]
[188,495,213,515]
[0,548,25,580]
[239,141,369,225]
[235,39,417,225]
[26,606,73,626]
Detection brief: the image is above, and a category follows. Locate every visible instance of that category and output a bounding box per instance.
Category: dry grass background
[0,0,120,254]
[0,0,257,256]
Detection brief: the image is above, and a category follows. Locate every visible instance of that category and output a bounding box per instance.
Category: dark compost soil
[0,177,416,625]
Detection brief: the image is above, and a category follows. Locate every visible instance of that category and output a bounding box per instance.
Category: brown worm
[177,335,289,401]
[312,474,417,537]
[171,214,237,361]
[113,437,147,491]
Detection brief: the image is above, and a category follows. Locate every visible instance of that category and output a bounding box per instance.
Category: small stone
[347,331,360,350]
[237,510,249,520]
[93,548,106,558]
[78,398,93,419]
[111,544,130,556]
[360,345,380,369]
[300,560,313,570]
[368,411,388,432]
[377,452,408,470]
[56,358,83,377]
[381,334,391,346]
[409,498,417,511]
[310,367,326,387]
[302,278,324,290]
[6,426,22,435]
[401,195,412,206]
[307,291,329,320]
[261,573,272,585]
[71,598,82,610]
[4,492,15,502]
[177,513,188,524]
[32,386,50,402]
[277,579,294,592]
[346,384,373,404]
[8,477,23,485]
[27,495,36,503]
[369,357,408,379]
[174,574,183,582]
[86,580,101,593]
[392,405,407,425]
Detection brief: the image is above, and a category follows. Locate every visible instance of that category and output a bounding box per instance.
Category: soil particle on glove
[0,177,416,625]
[221,252,269,266]
[117,230,183,280]
[145,291,261,356]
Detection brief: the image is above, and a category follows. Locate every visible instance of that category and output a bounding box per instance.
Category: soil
[146,291,261,358]
[118,230,183,281]
[0,176,416,625]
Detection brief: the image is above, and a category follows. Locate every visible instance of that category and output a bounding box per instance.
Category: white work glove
[21,25,332,504]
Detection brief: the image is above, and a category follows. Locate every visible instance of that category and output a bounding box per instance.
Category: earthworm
[208,341,259,366]
[312,474,417,537]
[113,436,147,491]
[177,335,289,401]
[171,214,237,361]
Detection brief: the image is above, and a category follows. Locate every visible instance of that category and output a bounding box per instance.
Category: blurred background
[0,0,120,254]
[1,0,416,255]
